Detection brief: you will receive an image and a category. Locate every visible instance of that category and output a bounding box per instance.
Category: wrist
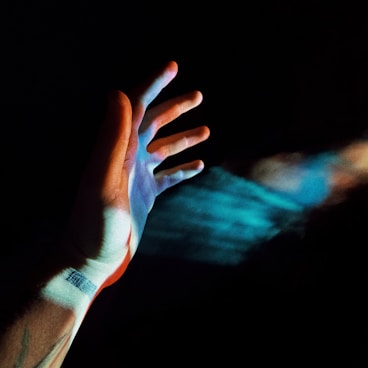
[40,243,130,307]
[39,266,98,341]
[40,267,97,308]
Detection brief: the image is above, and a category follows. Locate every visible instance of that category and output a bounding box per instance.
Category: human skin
[0,60,210,368]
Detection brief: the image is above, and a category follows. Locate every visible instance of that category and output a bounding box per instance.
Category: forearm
[0,296,76,368]
[0,264,112,368]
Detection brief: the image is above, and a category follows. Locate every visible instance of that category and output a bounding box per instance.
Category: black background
[2,1,368,366]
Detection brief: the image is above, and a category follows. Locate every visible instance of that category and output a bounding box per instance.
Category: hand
[62,61,210,288]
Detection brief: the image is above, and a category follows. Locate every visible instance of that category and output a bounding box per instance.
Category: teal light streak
[139,166,308,265]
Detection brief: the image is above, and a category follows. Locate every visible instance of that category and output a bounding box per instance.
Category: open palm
[64,61,210,287]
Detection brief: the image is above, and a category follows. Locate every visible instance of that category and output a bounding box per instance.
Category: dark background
[1,1,368,366]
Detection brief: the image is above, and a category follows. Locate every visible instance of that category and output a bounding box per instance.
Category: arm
[246,140,368,207]
[0,60,210,367]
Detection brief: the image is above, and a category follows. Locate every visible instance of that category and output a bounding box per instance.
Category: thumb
[83,90,133,195]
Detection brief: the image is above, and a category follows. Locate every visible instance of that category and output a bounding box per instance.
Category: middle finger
[139,90,203,144]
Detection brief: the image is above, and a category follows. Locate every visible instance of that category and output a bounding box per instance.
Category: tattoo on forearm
[14,327,72,368]
[65,269,97,298]
[14,327,29,367]
[33,331,71,368]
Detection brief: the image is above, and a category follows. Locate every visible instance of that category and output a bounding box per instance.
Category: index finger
[142,61,179,108]
[131,60,179,111]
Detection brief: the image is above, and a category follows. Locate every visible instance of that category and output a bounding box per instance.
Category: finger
[83,91,132,199]
[139,90,203,143]
[147,125,210,161]
[135,60,179,108]
[154,160,205,195]
[130,61,179,127]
